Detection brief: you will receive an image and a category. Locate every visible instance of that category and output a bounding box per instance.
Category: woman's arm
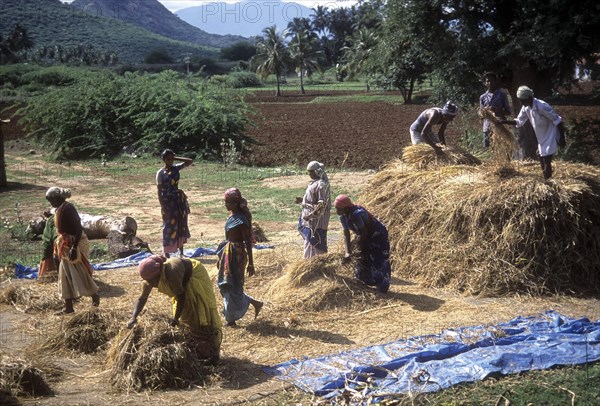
[243,224,255,276]
[341,228,353,264]
[174,156,193,168]
[127,283,153,328]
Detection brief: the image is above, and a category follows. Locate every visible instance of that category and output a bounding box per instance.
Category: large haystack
[401,144,481,169]
[107,318,213,392]
[360,159,600,296]
[267,252,383,311]
[39,309,122,354]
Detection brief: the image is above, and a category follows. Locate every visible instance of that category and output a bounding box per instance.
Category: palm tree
[289,28,322,95]
[251,26,291,97]
[340,28,378,91]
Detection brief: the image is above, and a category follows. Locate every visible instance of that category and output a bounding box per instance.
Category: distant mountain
[71,0,246,48]
[176,0,313,37]
[0,0,218,63]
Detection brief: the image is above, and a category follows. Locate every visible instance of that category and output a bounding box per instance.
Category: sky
[62,0,358,13]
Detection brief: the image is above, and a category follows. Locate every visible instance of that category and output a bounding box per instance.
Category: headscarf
[334,194,353,209]
[224,188,253,224]
[442,101,458,116]
[307,161,327,181]
[516,86,534,99]
[45,187,71,200]
[138,255,165,281]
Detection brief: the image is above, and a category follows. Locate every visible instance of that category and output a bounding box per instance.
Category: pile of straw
[0,358,53,399]
[360,160,600,296]
[40,309,121,354]
[107,318,211,391]
[479,107,517,162]
[252,222,269,242]
[401,144,481,169]
[267,252,380,311]
[0,284,63,312]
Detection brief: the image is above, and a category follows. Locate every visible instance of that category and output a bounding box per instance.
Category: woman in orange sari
[46,187,99,313]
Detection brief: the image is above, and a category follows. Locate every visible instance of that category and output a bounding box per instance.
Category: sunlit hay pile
[360,160,600,296]
[0,283,63,312]
[479,107,517,162]
[107,318,211,392]
[267,252,380,311]
[39,309,121,354]
[401,144,481,169]
[0,358,53,399]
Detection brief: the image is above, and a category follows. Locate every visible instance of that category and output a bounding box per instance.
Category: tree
[0,24,33,64]
[379,0,600,105]
[288,28,322,95]
[220,42,256,62]
[144,47,174,64]
[251,26,291,97]
[340,28,378,91]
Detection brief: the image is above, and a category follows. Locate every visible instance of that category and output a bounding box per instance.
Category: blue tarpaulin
[263,311,600,402]
[14,244,274,278]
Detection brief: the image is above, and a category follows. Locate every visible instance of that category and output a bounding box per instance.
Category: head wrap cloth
[46,187,71,199]
[138,255,165,281]
[516,86,534,99]
[334,194,353,209]
[307,161,327,179]
[224,188,252,224]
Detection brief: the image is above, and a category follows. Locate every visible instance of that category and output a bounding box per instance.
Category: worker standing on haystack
[500,86,566,180]
[296,161,331,259]
[480,72,512,148]
[334,195,391,294]
[128,255,222,364]
[409,101,459,153]
[46,187,100,314]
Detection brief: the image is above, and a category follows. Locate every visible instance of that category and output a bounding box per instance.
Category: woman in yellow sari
[127,255,222,364]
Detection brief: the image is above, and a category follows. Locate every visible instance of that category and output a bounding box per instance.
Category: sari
[158,163,191,254]
[340,205,391,293]
[217,212,253,324]
[156,258,222,359]
[54,202,98,300]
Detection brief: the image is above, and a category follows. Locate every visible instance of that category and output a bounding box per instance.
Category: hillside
[0,0,219,63]
[176,0,313,37]
[71,0,246,48]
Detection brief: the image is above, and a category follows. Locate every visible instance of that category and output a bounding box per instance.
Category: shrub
[225,71,262,88]
[19,69,254,160]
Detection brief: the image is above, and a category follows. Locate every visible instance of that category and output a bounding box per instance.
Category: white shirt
[515,98,562,157]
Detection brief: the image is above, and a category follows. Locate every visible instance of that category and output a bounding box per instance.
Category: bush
[225,71,262,88]
[0,64,37,87]
[19,69,254,160]
[20,66,78,86]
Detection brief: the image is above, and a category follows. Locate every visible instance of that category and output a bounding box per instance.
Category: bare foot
[226,321,237,327]
[253,301,263,319]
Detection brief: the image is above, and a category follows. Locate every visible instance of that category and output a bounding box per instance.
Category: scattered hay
[0,283,63,313]
[0,357,53,398]
[38,308,122,354]
[401,144,481,169]
[361,160,600,296]
[267,252,380,311]
[479,107,517,162]
[107,318,212,392]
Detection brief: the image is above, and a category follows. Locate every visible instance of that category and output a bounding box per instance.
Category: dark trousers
[539,154,553,179]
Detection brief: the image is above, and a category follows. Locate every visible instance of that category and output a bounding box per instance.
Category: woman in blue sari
[334,194,391,293]
[217,188,263,326]
[156,149,192,257]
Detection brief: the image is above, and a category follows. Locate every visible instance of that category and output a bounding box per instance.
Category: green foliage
[144,47,174,64]
[558,117,600,164]
[251,26,292,96]
[220,42,257,61]
[19,69,253,159]
[0,0,218,64]
[224,71,262,88]
[20,66,79,86]
[0,202,29,241]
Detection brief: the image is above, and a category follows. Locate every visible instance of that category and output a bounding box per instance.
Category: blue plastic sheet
[263,311,600,402]
[14,244,274,277]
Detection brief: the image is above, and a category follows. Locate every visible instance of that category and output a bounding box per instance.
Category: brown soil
[1,91,600,405]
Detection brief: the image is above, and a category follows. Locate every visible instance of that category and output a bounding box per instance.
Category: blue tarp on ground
[14,244,274,278]
[263,311,600,402]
